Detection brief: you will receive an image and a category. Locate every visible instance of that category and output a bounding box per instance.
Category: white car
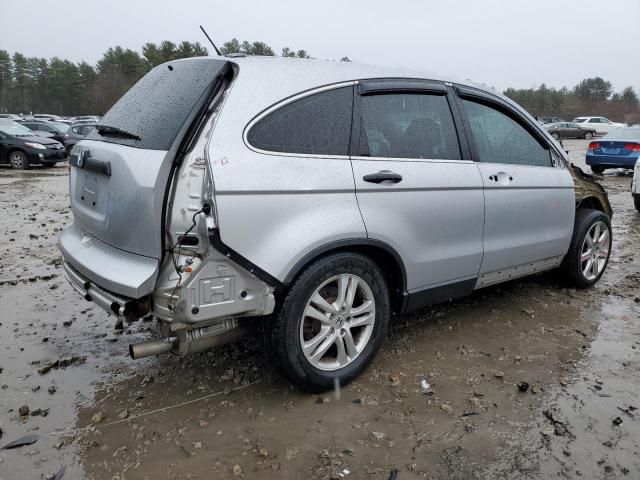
[572,116,625,135]
[633,159,640,211]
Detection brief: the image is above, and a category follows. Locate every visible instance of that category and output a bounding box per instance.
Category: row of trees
[0,39,324,116]
[504,77,640,124]
[1,40,638,123]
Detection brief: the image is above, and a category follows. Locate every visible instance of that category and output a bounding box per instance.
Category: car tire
[584,131,593,140]
[634,194,640,212]
[268,252,390,392]
[551,132,559,140]
[9,150,29,170]
[562,209,612,289]
[591,166,605,174]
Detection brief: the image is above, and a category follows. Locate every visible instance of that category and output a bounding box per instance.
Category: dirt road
[0,139,638,480]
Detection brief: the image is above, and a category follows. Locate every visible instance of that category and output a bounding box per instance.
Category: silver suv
[59,56,612,392]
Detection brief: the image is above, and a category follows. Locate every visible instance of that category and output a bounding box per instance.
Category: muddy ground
[0,139,638,480]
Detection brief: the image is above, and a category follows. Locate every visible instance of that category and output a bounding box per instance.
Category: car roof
[190,55,539,131]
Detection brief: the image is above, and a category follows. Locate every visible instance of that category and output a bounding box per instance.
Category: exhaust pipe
[129,322,255,360]
[129,336,176,359]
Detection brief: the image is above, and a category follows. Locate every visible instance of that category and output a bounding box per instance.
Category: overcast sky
[1,0,639,92]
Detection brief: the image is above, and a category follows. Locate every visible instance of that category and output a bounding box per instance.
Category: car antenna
[199,25,222,56]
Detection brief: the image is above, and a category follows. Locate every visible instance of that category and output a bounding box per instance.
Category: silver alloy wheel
[585,132,592,139]
[299,273,376,371]
[580,220,610,281]
[10,151,25,169]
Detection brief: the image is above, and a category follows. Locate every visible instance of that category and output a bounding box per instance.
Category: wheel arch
[577,196,606,213]
[282,239,408,314]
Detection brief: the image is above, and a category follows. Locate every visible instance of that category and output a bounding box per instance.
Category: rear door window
[461,99,552,167]
[358,93,461,159]
[87,59,230,150]
[247,86,353,156]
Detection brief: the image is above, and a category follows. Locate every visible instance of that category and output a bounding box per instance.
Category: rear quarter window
[87,59,229,150]
[247,86,353,156]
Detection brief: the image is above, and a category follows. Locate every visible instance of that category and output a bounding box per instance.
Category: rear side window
[87,59,229,150]
[247,86,353,156]
[358,93,461,160]
[462,99,551,167]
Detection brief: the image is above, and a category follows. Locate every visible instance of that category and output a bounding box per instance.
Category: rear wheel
[9,151,29,170]
[584,131,593,140]
[562,209,611,288]
[591,165,605,174]
[634,194,640,212]
[269,252,390,392]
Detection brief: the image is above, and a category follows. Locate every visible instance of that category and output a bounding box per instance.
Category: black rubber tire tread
[634,194,640,213]
[268,252,390,393]
[562,209,611,289]
[591,166,605,174]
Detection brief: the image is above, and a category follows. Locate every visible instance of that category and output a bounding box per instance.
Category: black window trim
[243,81,357,159]
[452,85,564,167]
[351,78,471,162]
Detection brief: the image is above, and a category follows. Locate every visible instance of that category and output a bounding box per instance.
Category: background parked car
[546,122,596,140]
[19,120,70,143]
[0,113,23,120]
[573,116,625,135]
[32,114,63,121]
[64,123,95,152]
[70,115,101,123]
[0,120,68,169]
[632,156,640,212]
[586,127,640,174]
[538,116,565,125]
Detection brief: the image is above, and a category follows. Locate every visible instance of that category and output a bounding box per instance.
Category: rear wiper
[96,125,141,140]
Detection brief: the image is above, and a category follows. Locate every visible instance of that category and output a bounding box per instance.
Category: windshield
[86,58,229,150]
[49,122,70,132]
[603,128,640,140]
[0,121,36,136]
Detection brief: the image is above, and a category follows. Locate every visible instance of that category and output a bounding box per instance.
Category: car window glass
[359,93,461,159]
[589,119,599,123]
[248,86,353,156]
[462,99,551,167]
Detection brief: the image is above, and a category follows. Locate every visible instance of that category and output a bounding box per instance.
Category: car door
[454,88,575,287]
[350,80,485,304]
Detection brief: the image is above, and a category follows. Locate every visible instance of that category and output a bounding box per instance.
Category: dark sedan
[0,121,68,169]
[19,120,70,143]
[63,123,96,152]
[546,122,596,140]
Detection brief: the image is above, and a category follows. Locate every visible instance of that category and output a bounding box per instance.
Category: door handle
[488,172,513,184]
[363,170,403,184]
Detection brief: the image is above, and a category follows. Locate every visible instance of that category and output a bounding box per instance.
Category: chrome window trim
[243,80,357,160]
[350,155,474,164]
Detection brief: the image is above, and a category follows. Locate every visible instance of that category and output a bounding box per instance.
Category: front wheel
[634,194,640,212]
[269,252,390,392]
[551,132,559,140]
[584,131,593,140]
[9,151,29,170]
[562,209,612,288]
[591,166,605,174]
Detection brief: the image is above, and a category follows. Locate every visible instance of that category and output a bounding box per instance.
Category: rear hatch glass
[87,58,229,150]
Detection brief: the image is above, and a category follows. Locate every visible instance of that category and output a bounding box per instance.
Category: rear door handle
[488,172,513,184]
[363,170,403,184]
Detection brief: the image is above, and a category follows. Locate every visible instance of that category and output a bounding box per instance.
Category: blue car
[586,127,640,173]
